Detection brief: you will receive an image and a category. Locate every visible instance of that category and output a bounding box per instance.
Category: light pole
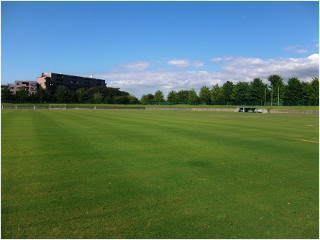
[264,86,267,106]
[278,86,280,106]
[271,86,273,106]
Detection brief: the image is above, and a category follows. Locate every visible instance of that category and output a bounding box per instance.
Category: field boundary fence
[154,100,319,106]
[1,105,319,115]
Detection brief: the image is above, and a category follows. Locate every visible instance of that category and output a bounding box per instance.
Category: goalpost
[49,104,67,109]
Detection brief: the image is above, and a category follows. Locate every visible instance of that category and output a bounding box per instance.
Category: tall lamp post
[278,86,280,106]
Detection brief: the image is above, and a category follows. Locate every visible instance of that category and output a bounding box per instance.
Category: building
[37,73,106,92]
[7,81,38,95]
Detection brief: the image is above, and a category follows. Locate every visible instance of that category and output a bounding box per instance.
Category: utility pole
[278,86,280,106]
[271,86,273,106]
[264,86,267,106]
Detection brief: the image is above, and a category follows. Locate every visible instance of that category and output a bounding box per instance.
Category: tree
[16,87,29,103]
[140,94,154,104]
[188,89,199,103]
[1,87,12,103]
[267,74,285,102]
[128,95,140,104]
[285,77,303,101]
[199,86,211,103]
[36,88,49,103]
[113,95,130,104]
[249,78,265,102]
[231,82,250,102]
[75,88,88,103]
[309,77,319,101]
[210,84,223,102]
[167,90,177,103]
[141,95,149,104]
[93,92,103,103]
[69,91,77,103]
[221,81,234,102]
[56,86,69,103]
[176,90,189,103]
[153,90,165,103]
[301,81,311,100]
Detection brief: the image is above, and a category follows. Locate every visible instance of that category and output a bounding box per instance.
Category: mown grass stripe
[2,109,318,238]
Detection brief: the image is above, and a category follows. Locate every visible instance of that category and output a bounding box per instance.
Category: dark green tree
[285,77,303,101]
[221,81,234,102]
[113,95,130,104]
[309,77,319,101]
[249,78,265,102]
[93,92,103,103]
[154,90,165,103]
[36,88,49,103]
[128,95,140,104]
[267,74,285,102]
[231,82,250,102]
[199,86,211,103]
[210,84,223,102]
[1,87,12,103]
[176,90,189,103]
[75,88,88,103]
[16,87,29,103]
[56,86,69,103]
[188,89,199,103]
[140,94,154,104]
[301,82,311,100]
[167,90,177,103]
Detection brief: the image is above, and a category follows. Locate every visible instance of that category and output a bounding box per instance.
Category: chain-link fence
[149,100,319,106]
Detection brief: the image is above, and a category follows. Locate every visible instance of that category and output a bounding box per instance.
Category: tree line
[1,86,140,104]
[2,75,319,105]
[140,75,319,105]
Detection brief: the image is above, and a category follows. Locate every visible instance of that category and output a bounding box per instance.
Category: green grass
[2,109,319,238]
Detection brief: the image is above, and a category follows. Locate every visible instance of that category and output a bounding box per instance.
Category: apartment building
[7,81,38,95]
[37,73,106,92]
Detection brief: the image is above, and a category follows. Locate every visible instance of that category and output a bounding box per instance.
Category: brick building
[37,73,106,92]
[7,81,38,95]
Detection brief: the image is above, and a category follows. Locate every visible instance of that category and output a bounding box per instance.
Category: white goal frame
[49,104,67,109]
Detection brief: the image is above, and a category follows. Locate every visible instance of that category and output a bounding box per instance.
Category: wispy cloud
[167,59,204,68]
[211,56,234,62]
[96,54,319,98]
[296,49,308,53]
[283,45,308,54]
[118,61,150,71]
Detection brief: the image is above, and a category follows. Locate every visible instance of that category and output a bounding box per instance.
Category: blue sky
[1,1,319,98]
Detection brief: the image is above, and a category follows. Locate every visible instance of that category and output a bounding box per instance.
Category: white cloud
[221,54,319,84]
[283,45,309,54]
[297,49,308,53]
[210,57,223,62]
[96,54,319,99]
[211,56,234,62]
[119,61,150,71]
[167,59,204,68]
[283,45,297,51]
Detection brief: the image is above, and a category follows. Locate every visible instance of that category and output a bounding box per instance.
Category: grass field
[2,109,319,238]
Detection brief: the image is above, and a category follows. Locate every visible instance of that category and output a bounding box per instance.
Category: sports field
[2,109,319,238]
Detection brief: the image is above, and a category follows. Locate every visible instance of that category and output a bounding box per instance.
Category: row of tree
[1,86,140,104]
[141,75,319,104]
[2,75,319,105]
